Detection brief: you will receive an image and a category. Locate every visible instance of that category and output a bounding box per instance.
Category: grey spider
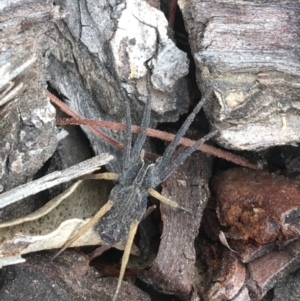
[56,83,216,301]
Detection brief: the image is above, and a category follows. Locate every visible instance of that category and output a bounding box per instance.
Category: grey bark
[47,0,191,173]
[0,0,190,189]
[0,1,67,193]
[179,0,300,151]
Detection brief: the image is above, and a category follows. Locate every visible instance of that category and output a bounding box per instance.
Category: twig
[58,118,258,169]
[0,154,114,209]
[46,91,123,149]
[47,91,157,159]
[47,90,259,169]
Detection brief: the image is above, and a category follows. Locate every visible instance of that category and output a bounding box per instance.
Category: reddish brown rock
[200,168,300,300]
[213,168,300,247]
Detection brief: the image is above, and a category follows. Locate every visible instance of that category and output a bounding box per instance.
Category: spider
[54,82,216,301]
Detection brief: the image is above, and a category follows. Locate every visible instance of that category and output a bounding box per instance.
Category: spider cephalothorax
[97,163,151,245]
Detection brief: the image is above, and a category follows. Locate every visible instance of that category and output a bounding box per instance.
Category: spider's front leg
[120,76,152,184]
[150,94,216,186]
[147,94,217,209]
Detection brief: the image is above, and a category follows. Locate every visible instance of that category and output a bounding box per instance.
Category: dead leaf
[0,179,109,266]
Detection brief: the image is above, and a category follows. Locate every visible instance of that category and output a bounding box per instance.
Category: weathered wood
[200,237,300,300]
[272,267,300,301]
[47,0,191,174]
[0,2,67,193]
[0,153,113,209]
[141,146,212,298]
[179,0,300,150]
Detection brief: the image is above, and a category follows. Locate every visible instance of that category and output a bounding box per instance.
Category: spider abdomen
[96,183,149,245]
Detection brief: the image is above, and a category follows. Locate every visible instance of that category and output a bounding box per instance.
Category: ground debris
[0,251,150,301]
[201,168,300,300]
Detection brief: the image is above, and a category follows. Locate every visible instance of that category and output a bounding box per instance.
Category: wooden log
[0,2,66,193]
[179,0,300,150]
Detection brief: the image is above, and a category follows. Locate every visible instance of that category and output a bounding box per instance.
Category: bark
[179,0,300,151]
[47,0,190,174]
[0,1,66,193]
[141,146,212,298]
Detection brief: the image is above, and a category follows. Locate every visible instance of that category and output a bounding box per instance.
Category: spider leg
[153,95,208,175]
[148,187,192,213]
[112,219,139,301]
[147,131,216,214]
[156,130,217,183]
[130,76,152,163]
[123,91,133,172]
[121,76,151,186]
